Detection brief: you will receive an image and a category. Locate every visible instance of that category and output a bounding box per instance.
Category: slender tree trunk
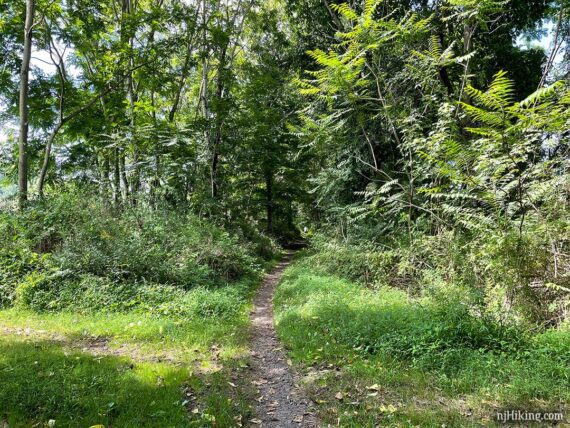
[127,56,140,200]
[38,121,63,197]
[119,0,139,204]
[169,43,193,122]
[18,0,35,209]
[102,151,111,203]
[265,170,273,234]
[459,22,475,104]
[211,148,219,198]
[113,149,121,206]
[210,46,227,199]
[150,90,161,206]
[119,151,129,200]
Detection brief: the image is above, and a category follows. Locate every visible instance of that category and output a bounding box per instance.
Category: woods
[0,0,569,426]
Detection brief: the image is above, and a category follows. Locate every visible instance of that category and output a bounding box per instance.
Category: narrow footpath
[249,251,318,427]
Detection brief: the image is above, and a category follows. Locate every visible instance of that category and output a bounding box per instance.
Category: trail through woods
[249,252,318,427]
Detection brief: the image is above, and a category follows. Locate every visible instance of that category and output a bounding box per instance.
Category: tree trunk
[38,121,63,197]
[210,46,227,199]
[113,149,121,206]
[265,170,273,234]
[119,151,129,200]
[102,151,111,203]
[211,149,219,198]
[18,0,35,209]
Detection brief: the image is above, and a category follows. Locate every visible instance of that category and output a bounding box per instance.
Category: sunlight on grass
[0,336,191,427]
[0,306,251,359]
[274,264,570,427]
[0,294,257,426]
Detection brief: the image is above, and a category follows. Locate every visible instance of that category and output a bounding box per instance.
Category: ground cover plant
[0,192,276,426]
[275,259,570,426]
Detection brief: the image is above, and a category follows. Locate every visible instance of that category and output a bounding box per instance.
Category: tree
[17,0,35,209]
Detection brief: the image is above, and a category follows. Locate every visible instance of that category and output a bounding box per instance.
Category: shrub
[0,249,51,308]
[0,190,272,314]
[304,220,570,326]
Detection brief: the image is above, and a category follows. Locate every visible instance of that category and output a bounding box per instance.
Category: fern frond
[363,0,382,20]
[331,3,359,22]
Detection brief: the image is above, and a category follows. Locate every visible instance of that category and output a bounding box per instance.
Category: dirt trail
[249,251,318,427]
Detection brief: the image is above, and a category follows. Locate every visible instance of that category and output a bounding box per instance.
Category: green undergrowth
[274,261,570,427]
[0,191,278,426]
[0,191,279,312]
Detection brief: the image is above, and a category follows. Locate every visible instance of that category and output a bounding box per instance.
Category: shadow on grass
[274,270,570,427]
[0,338,194,427]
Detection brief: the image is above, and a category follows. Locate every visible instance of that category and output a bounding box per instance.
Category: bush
[12,268,252,319]
[304,221,570,326]
[0,190,274,314]
[0,249,51,308]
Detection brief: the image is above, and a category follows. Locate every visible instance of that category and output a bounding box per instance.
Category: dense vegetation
[0,0,569,425]
[275,254,570,426]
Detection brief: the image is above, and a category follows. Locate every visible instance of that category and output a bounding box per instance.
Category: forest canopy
[0,0,569,425]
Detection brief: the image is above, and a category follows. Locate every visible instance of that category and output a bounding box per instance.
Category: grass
[0,279,264,427]
[0,194,283,426]
[274,262,570,427]
[0,336,191,427]
[0,308,249,363]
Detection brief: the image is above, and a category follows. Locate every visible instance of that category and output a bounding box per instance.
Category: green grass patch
[274,263,570,427]
[0,336,191,427]
[0,307,250,361]
[0,271,265,426]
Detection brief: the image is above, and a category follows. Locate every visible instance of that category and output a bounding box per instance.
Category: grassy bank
[0,193,278,426]
[274,260,570,427]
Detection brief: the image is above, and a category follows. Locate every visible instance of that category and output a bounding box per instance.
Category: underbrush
[0,190,279,315]
[275,263,570,426]
[303,220,570,327]
[0,190,274,425]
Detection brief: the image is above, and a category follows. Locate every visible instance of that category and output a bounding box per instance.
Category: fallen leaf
[366,384,381,391]
[335,392,343,400]
[228,382,236,388]
[293,415,304,423]
[379,404,397,414]
[250,418,262,424]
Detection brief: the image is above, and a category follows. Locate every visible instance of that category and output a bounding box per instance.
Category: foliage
[294,0,569,326]
[274,263,570,426]
[0,190,276,314]
[0,0,568,424]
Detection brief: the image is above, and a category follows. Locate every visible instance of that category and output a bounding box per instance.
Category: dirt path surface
[249,252,318,427]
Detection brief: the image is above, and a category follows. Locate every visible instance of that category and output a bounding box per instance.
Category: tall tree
[17,0,35,209]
